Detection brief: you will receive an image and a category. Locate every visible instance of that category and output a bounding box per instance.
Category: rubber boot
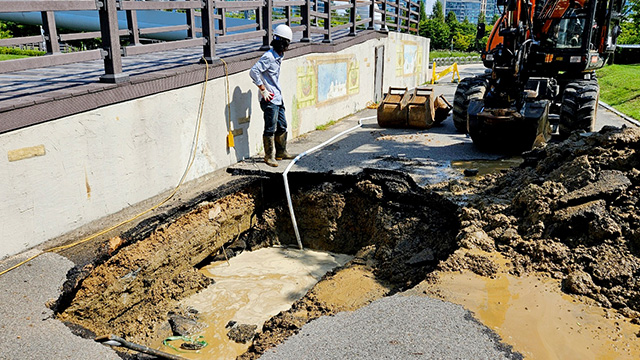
[263,136,278,167]
[275,132,295,160]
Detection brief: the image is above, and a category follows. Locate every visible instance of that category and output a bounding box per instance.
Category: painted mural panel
[296,64,316,109]
[403,44,418,75]
[416,45,423,75]
[295,55,359,108]
[396,41,422,77]
[317,62,348,103]
[348,59,360,95]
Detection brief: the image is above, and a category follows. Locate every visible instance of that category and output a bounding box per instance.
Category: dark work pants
[260,100,287,137]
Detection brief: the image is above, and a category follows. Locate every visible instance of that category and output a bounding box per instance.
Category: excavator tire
[466,76,490,107]
[466,78,492,149]
[453,75,490,133]
[559,78,599,138]
[452,77,474,133]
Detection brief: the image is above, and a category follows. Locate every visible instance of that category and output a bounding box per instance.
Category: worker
[250,24,295,167]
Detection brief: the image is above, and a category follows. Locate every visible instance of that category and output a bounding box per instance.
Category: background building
[442,0,499,24]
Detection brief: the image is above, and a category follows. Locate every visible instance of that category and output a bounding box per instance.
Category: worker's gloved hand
[261,88,274,102]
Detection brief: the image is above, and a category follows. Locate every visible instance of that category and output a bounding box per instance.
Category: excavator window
[540,0,590,49]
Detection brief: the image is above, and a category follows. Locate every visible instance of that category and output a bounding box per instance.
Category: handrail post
[218,7,226,37]
[301,0,311,42]
[381,0,388,31]
[368,0,375,30]
[349,0,356,36]
[186,8,196,39]
[40,11,60,53]
[286,4,292,27]
[98,0,128,83]
[323,0,331,43]
[126,10,141,45]
[201,0,217,62]
[395,0,400,32]
[416,0,420,33]
[260,0,273,51]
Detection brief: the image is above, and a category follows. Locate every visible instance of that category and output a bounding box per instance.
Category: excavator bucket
[377,87,410,128]
[434,95,452,124]
[377,87,452,129]
[407,87,436,129]
[467,99,552,152]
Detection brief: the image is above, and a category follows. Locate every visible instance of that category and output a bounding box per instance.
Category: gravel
[260,295,523,360]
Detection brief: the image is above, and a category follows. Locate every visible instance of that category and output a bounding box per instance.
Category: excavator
[452,0,626,151]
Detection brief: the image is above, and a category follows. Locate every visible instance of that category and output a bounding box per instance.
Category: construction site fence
[0,0,421,83]
[429,55,482,68]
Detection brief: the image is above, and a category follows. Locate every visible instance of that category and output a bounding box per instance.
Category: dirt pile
[439,126,640,316]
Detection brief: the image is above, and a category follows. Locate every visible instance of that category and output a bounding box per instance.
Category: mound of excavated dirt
[438,126,640,317]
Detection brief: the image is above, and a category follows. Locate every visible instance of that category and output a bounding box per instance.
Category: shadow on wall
[226,86,253,162]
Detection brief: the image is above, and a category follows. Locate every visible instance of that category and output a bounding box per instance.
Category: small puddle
[416,251,640,359]
[451,158,523,177]
[151,247,352,359]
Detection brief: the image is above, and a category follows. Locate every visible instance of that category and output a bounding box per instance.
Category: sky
[424,0,437,15]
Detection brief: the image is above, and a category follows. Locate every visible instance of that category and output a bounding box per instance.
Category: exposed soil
[433,126,640,316]
[54,170,460,354]
[54,125,640,360]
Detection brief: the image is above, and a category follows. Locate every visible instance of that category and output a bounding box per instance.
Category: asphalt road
[260,295,523,360]
[230,64,634,186]
[0,251,120,360]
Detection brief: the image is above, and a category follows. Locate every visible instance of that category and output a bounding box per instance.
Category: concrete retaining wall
[0,32,429,259]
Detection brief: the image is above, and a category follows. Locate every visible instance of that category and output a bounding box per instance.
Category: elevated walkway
[0,30,369,133]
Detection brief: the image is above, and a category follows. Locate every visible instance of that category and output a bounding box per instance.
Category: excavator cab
[530,0,624,73]
[454,0,626,151]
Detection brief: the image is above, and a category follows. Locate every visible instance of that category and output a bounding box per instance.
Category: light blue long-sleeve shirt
[249,49,283,105]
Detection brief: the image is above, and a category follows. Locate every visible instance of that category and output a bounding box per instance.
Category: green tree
[0,22,11,39]
[419,1,450,49]
[619,0,640,44]
[419,0,427,23]
[424,19,450,49]
[446,10,460,50]
[432,0,445,23]
[446,11,458,24]
[453,32,474,51]
[478,11,486,25]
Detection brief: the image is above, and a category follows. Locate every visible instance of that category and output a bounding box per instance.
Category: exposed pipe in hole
[282,115,377,249]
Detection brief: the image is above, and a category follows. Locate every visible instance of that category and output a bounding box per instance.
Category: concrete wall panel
[0,33,430,259]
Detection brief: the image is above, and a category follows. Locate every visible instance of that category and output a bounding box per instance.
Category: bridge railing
[0,0,420,83]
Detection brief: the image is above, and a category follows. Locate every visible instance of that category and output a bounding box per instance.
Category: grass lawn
[597,64,640,120]
[0,54,29,61]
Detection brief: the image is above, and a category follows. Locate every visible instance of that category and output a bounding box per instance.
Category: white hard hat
[273,24,293,41]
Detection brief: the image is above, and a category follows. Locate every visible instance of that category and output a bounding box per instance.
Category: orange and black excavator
[453,0,625,151]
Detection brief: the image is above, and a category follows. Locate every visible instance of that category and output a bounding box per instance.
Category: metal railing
[0,0,420,83]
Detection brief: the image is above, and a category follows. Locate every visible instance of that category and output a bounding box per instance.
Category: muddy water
[451,158,523,177]
[152,247,351,359]
[415,251,640,359]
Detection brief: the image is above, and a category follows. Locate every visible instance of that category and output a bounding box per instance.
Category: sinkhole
[52,169,461,359]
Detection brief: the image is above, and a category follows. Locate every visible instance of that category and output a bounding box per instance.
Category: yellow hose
[0,58,212,277]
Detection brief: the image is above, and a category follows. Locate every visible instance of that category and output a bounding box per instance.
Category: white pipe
[283,115,377,249]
